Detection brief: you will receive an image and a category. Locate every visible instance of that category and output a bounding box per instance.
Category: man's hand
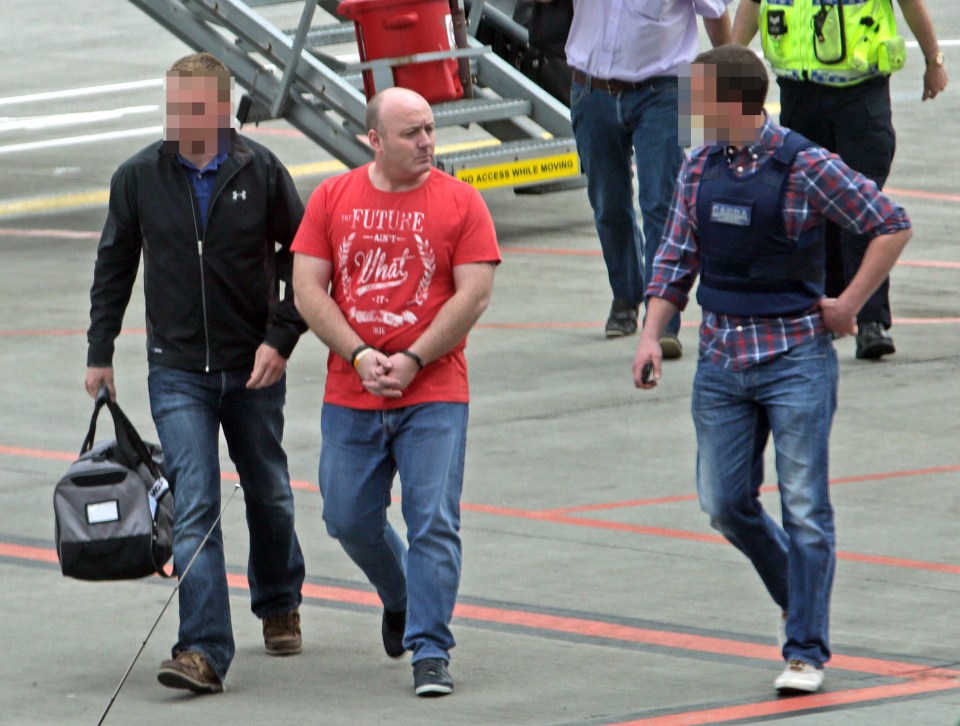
[818,297,858,337]
[85,366,116,400]
[356,351,419,399]
[633,338,663,389]
[246,343,287,389]
[923,62,948,100]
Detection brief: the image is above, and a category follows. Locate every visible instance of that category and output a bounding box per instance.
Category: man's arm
[292,253,365,363]
[732,0,760,46]
[897,0,948,100]
[263,160,309,356]
[797,149,913,334]
[820,229,911,334]
[404,262,495,366]
[704,12,732,47]
[292,252,402,398]
[248,159,308,389]
[85,168,143,400]
[378,262,497,395]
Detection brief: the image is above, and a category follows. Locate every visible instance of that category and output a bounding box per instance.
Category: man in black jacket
[85,52,307,694]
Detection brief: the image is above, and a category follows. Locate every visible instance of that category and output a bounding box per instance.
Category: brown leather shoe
[157,651,223,693]
[263,608,302,656]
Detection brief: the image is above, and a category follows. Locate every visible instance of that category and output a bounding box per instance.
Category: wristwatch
[926,51,945,67]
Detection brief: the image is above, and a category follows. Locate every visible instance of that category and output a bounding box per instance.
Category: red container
[338,0,464,104]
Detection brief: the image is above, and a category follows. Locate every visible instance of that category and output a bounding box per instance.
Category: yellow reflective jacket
[758,0,906,86]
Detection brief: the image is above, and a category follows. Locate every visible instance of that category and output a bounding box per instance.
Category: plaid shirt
[648,116,911,370]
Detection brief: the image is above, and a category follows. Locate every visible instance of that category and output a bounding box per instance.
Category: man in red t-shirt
[292,87,500,698]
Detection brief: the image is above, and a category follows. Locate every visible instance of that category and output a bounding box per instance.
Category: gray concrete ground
[2,2,959,724]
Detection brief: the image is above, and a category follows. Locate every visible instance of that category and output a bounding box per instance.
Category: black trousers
[778,76,896,328]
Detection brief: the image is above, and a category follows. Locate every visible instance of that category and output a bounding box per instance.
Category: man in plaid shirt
[633,45,911,694]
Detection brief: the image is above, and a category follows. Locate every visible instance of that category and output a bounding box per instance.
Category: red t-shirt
[291,166,501,409]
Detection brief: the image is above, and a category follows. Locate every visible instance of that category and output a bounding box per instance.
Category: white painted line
[0,79,163,107]
[905,39,960,48]
[0,126,161,155]
[0,106,159,133]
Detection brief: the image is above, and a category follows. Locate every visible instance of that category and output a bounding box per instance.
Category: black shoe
[413,658,453,697]
[855,322,895,360]
[658,331,683,359]
[382,608,407,659]
[605,298,639,338]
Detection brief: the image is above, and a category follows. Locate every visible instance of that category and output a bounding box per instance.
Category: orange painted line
[615,678,960,726]
[461,502,725,544]
[0,444,76,461]
[223,568,960,680]
[6,444,959,576]
[884,187,960,204]
[0,541,60,563]
[545,494,700,514]
[10,541,960,694]
[544,465,960,515]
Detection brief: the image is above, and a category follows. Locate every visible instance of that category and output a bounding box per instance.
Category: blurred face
[687,63,760,147]
[369,92,435,185]
[164,72,232,157]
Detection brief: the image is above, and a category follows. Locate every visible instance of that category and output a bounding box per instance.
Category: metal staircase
[125,0,583,192]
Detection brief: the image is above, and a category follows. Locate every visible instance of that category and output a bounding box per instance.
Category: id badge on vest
[710,199,753,227]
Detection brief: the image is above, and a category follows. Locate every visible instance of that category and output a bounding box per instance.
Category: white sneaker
[775,659,824,693]
[777,611,787,649]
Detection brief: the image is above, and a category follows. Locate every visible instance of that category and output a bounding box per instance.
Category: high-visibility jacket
[757,0,906,86]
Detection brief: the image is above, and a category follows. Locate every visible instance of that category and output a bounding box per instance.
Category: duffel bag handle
[79,384,112,455]
[81,384,163,484]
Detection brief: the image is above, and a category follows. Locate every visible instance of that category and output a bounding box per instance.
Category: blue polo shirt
[177,152,229,230]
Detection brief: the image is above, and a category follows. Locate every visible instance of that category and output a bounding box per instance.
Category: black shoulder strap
[82,385,162,482]
[774,130,817,166]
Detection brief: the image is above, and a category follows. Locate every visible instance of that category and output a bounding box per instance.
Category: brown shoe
[157,651,223,694]
[263,608,302,656]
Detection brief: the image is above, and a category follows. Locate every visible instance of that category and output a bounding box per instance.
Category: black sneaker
[855,321,895,360]
[413,658,453,697]
[605,298,639,338]
[382,608,407,659]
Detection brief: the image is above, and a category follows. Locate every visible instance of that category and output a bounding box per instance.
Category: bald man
[291,88,501,697]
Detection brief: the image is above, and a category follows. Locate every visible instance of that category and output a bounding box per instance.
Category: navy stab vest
[695,132,825,317]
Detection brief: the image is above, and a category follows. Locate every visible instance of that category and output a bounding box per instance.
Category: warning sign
[455,152,581,190]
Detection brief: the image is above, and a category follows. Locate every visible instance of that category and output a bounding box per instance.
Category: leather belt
[572,69,653,94]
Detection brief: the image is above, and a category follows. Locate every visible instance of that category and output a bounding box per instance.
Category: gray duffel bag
[54,385,173,580]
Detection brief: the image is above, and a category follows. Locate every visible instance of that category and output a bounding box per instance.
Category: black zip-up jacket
[87,133,307,372]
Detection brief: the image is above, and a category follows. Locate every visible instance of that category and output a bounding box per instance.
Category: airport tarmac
[1,1,959,724]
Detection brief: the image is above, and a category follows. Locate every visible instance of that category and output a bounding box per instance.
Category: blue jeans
[691,336,838,668]
[570,76,684,334]
[148,364,305,680]
[318,402,468,663]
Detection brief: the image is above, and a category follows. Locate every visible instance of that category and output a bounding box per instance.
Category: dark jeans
[778,76,896,328]
[148,364,305,680]
[570,76,684,334]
